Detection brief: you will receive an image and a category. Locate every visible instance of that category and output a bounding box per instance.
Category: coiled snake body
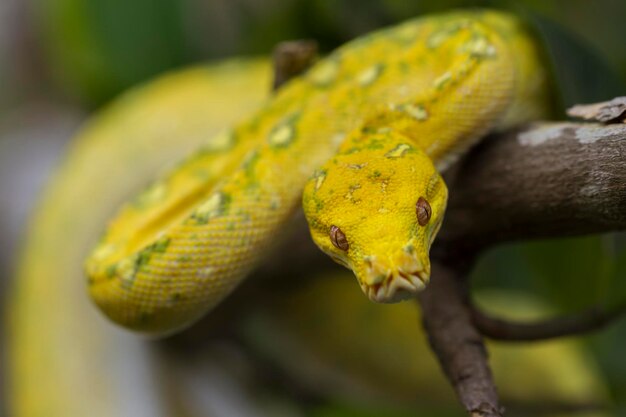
[85,10,551,335]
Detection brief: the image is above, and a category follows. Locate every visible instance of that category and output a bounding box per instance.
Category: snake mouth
[360,269,429,303]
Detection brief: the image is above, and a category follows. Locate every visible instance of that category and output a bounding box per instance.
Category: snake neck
[349,11,552,171]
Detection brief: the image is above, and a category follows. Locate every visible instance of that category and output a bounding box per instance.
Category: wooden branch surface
[440,122,626,253]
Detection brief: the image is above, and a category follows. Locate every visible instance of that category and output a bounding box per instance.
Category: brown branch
[272,40,318,90]
[470,301,626,342]
[417,264,503,417]
[440,122,626,254]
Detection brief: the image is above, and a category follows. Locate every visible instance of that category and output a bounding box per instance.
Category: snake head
[303,130,447,303]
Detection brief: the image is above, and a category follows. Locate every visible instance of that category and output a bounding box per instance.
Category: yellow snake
[12,10,616,417]
[84,10,552,335]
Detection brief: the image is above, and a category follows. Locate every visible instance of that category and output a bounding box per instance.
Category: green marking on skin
[192,192,231,224]
[151,236,171,253]
[105,265,117,279]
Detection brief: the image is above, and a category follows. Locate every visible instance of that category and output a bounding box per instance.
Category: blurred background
[1,0,625,416]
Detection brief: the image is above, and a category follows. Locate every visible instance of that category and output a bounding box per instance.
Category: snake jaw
[360,269,429,303]
[357,253,430,303]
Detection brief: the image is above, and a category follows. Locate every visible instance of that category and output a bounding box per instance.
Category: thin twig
[272,40,318,90]
[470,301,626,342]
[440,122,626,252]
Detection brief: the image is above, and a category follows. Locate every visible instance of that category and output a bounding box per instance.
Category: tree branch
[470,301,626,342]
[417,264,503,417]
[440,122,626,254]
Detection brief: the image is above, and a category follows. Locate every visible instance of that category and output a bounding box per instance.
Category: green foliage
[528,11,625,110]
[34,0,188,106]
[472,235,622,311]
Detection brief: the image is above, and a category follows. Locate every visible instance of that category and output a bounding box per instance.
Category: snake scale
[85,10,551,335]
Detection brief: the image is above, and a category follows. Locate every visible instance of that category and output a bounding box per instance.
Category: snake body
[85,10,551,335]
[10,60,272,416]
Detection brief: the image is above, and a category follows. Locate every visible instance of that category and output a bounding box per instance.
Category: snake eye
[416,197,432,226]
[329,225,349,251]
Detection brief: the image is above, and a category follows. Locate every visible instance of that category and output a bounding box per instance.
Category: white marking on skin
[385,143,412,158]
[197,266,215,281]
[347,163,367,170]
[517,123,574,146]
[315,173,326,190]
[117,255,138,284]
[195,193,224,220]
[381,178,390,193]
[344,184,361,202]
[465,37,497,58]
[401,103,429,121]
[433,71,452,89]
[269,124,294,147]
[575,124,626,144]
[357,64,383,86]
[428,31,450,49]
